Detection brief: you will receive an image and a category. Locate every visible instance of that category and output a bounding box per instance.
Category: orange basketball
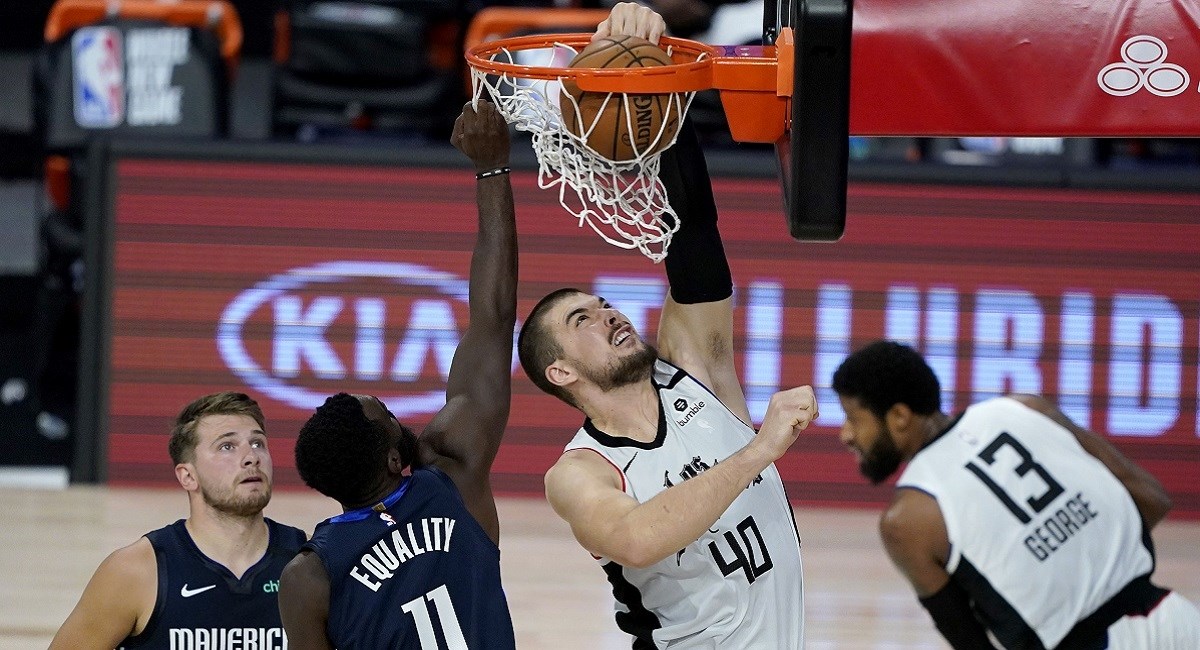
[560,35,680,161]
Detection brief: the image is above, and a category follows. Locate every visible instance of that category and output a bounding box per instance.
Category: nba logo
[72,26,125,128]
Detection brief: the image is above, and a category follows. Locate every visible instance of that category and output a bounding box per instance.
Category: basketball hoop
[466,33,790,262]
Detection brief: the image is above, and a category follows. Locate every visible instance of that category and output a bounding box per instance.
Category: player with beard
[50,391,306,649]
[832,340,1200,649]
[516,8,814,646]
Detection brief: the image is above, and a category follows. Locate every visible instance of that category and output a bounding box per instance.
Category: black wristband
[476,166,510,180]
[918,582,994,649]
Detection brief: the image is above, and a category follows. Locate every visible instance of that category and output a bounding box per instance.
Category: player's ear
[175,463,198,490]
[545,360,576,389]
[885,402,914,435]
[387,446,404,473]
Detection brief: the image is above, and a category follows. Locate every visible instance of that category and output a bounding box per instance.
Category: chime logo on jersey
[218,261,516,418]
[72,26,125,128]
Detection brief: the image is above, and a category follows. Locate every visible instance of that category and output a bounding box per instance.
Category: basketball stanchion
[466,31,792,262]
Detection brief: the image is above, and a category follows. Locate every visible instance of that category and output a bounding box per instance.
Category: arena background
[79,139,1200,518]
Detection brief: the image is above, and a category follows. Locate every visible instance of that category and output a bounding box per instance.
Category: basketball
[560,35,681,161]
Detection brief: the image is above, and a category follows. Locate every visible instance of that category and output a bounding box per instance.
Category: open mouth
[611,325,632,346]
[239,475,265,485]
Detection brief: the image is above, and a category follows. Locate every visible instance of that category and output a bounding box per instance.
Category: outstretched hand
[593,2,667,45]
[452,100,511,171]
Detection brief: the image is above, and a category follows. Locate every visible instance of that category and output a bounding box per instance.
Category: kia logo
[217,261,515,417]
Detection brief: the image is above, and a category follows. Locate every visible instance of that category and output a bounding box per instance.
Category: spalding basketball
[560,35,681,161]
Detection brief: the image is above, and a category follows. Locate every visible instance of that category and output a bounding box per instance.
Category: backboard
[766,0,853,241]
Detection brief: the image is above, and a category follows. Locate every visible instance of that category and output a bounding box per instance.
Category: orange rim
[467,33,719,93]
[467,30,793,143]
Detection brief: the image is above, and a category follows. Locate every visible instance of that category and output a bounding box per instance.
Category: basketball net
[470,41,699,263]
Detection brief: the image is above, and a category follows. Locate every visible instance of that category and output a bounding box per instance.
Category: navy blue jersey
[121,518,306,650]
[306,465,515,650]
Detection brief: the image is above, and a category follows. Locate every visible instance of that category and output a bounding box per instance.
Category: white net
[471,41,700,263]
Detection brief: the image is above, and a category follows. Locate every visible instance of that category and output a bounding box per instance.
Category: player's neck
[920,412,952,446]
[583,381,659,442]
[344,475,407,513]
[186,507,269,578]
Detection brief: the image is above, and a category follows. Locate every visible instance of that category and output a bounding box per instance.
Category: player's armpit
[1008,394,1172,528]
[918,580,995,650]
[278,551,334,650]
[879,488,952,598]
[657,296,751,425]
[49,538,156,650]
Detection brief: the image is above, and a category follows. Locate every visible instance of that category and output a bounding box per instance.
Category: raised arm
[278,551,334,650]
[587,5,744,416]
[546,386,815,566]
[418,100,517,542]
[1009,393,1172,528]
[654,119,749,424]
[49,539,156,650]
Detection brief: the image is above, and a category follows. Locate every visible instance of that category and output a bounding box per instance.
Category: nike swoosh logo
[181,584,217,598]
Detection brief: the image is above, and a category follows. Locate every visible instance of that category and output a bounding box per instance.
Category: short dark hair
[169,392,265,464]
[832,341,941,419]
[294,393,418,506]
[517,288,584,408]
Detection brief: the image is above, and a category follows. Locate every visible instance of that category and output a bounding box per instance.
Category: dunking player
[832,340,1200,648]
[515,6,813,647]
[49,392,306,650]
[277,100,518,649]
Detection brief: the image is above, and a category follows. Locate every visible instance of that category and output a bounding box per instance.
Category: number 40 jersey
[898,396,1160,649]
[563,360,805,649]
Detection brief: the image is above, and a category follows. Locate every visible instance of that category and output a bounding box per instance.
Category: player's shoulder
[550,447,620,480]
[282,548,326,577]
[880,488,948,558]
[545,449,623,503]
[96,535,158,587]
[1004,393,1056,414]
[280,549,330,596]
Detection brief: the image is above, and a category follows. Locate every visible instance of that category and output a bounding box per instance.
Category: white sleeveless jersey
[898,397,1157,649]
[564,360,804,649]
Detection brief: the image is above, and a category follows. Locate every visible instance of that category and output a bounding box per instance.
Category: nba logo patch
[72,26,125,128]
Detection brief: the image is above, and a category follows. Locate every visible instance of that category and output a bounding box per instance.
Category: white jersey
[564,360,804,649]
[898,397,1161,649]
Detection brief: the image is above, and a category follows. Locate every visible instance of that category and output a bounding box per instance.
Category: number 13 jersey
[898,397,1160,648]
[564,360,805,649]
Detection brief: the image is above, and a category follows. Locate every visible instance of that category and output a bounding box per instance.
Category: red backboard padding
[850,0,1200,135]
